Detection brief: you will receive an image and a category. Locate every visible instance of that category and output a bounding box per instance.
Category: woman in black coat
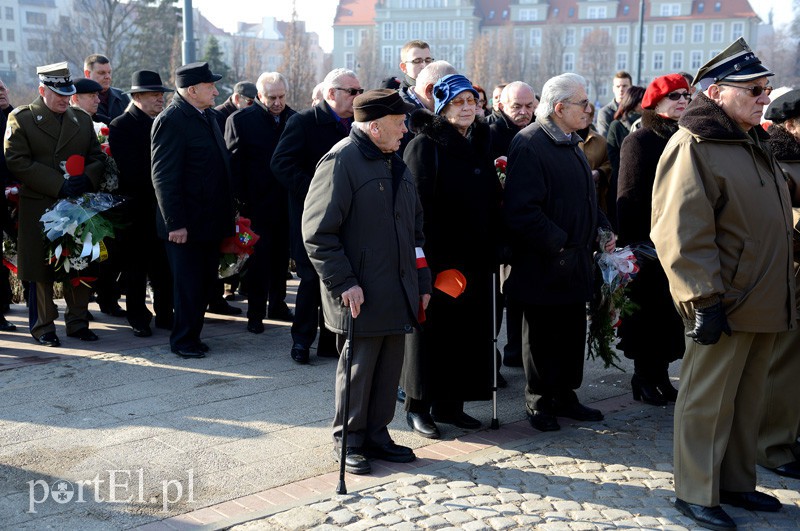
[402,75,502,438]
[606,85,644,230]
[616,74,691,405]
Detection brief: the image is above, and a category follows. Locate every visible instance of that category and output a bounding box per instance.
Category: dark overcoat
[302,128,431,337]
[402,111,502,402]
[615,110,684,361]
[504,117,607,305]
[98,87,129,122]
[151,92,234,242]
[488,110,521,160]
[4,96,104,281]
[270,100,349,264]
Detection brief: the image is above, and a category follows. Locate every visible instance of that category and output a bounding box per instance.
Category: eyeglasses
[716,83,773,97]
[405,57,435,65]
[448,96,477,107]
[334,87,365,96]
[665,92,692,101]
[563,99,590,109]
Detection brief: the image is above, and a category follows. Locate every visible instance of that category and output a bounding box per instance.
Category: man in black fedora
[151,62,234,358]
[109,70,175,338]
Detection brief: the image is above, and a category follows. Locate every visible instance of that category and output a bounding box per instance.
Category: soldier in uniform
[4,62,105,347]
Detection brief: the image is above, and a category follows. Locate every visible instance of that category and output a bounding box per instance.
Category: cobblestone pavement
[230,404,800,531]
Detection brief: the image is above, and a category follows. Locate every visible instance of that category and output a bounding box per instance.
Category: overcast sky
[189,0,794,54]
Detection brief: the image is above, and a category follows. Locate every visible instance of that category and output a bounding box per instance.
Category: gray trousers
[332,333,405,449]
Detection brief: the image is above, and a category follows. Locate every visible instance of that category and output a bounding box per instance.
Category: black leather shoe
[527,410,560,432]
[334,447,371,475]
[632,374,667,406]
[196,341,210,352]
[101,305,127,317]
[172,347,206,359]
[656,378,679,402]
[67,328,99,341]
[674,498,736,530]
[720,490,781,512]
[770,460,800,480]
[432,411,482,430]
[291,343,309,364]
[0,316,16,331]
[35,331,61,347]
[267,306,294,322]
[207,302,242,315]
[407,412,440,439]
[554,402,604,421]
[247,319,265,334]
[132,325,152,338]
[397,387,406,403]
[364,442,416,463]
[503,352,523,367]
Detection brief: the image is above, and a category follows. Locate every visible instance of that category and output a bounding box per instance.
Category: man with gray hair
[225,71,295,333]
[504,73,614,433]
[398,60,457,154]
[272,68,364,364]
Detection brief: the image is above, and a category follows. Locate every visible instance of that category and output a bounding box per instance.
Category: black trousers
[292,257,335,350]
[126,238,172,329]
[95,238,123,311]
[521,301,587,412]
[165,240,219,351]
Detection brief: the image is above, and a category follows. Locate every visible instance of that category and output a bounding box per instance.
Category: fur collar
[768,124,800,161]
[641,109,679,139]
[678,92,768,143]
[409,108,490,150]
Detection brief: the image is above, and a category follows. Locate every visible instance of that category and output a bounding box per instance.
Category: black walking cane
[491,270,500,429]
[336,311,355,495]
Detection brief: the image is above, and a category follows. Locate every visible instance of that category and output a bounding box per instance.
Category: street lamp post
[636,0,645,85]
[183,0,195,65]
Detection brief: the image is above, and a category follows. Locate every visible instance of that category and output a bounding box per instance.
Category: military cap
[233,82,257,100]
[126,70,173,94]
[692,37,773,89]
[175,62,222,89]
[353,89,415,122]
[37,61,75,96]
[73,78,103,94]
[765,89,800,123]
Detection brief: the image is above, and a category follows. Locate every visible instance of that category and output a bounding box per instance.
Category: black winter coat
[98,87,129,121]
[504,117,608,305]
[402,111,502,402]
[488,111,522,160]
[616,110,684,360]
[151,92,234,242]
[271,100,349,263]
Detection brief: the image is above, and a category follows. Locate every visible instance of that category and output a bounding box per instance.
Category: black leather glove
[59,174,91,198]
[686,301,732,345]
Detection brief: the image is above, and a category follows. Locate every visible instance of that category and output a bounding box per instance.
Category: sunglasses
[334,87,365,96]
[665,92,692,101]
[716,83,773,97]
[405,57,435,65]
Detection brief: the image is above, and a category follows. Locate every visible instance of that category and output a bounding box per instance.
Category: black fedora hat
[126,70,173,94]
[175,62,222,88]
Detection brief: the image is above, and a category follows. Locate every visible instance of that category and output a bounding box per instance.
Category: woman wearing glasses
[401,74,501,438]
[616,73,692,406]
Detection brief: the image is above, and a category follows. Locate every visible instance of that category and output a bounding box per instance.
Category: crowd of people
[1,36,799,530]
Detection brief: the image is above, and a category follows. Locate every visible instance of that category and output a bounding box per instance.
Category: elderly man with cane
[303,89,432,477]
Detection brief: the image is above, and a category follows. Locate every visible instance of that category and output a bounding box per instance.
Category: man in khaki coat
[4,62,104,347]
[651,39,797,530]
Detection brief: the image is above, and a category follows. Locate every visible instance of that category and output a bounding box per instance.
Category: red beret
[642,74,690,109]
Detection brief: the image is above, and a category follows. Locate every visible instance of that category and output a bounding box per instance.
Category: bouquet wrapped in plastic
[40,192,124,287]
[587,229,639,370]
[219,216,260,278]
[494,156,507,188]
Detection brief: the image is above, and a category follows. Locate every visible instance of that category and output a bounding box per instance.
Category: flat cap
[175,62,222,89]
[74,78,103,94]
[37,61,75,96]
[693,37,773,89]
[233,82,257,99]
[353,89,415,122]
[765,89,800,123]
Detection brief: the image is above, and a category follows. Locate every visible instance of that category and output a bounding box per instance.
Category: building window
[410,21,421,38]
[5,7,12,20]
[6,29,13,42]
[711,22,723,43]
[529,28,541,47]
[359,29,367,45]
[581,27,592,40]
[7,51,15,64]
[617,26,628,45]
[396,21,407,41]
[563,52,574,71]
[424,21,435,40]
[345,52,354,70]
[454,20,464,39]
[673,24,684,44]
[671,51,683,70]
[709,49,719,59]
[382,46,393,68]
[587,6,606,19]
[654,25,666,44]
[344,29,354,47]
[531,51,541,69]
[692,23,704,43]
[0,51,4,63]
[565,28,576,46]
[514,28,525,48]
[382,22,393,41]
[25,11,47,25]
[660,3,680,16]
[617,52,628,70]
[439,44,449,61]
[731,22,744,40]
[519,9,538,21]
[28,38,47,51]
[653,52,664,71]
[690,50,703,69]
[439,20,450,39]
[452,44,464,70]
